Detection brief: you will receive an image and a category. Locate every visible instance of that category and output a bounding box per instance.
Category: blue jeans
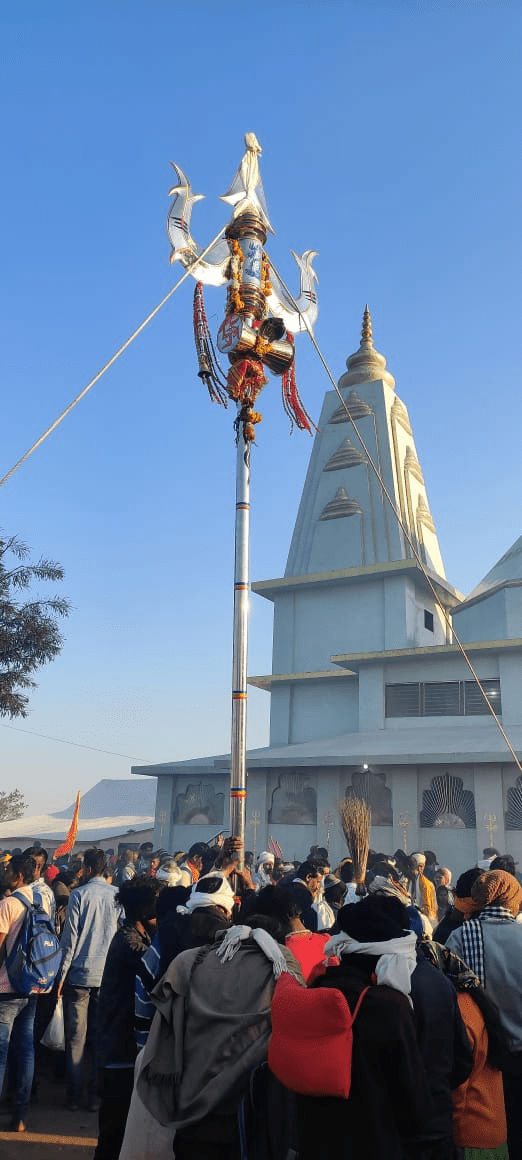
[0,995,37,1118]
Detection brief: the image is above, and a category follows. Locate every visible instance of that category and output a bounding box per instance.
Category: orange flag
[53,791,81,861]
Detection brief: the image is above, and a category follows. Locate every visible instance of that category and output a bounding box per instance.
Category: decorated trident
[166,134,318,864]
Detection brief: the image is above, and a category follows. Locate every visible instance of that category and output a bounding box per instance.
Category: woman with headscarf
[452,979,510,1160]
[296,896,431,1160]
[447,869,522,1160]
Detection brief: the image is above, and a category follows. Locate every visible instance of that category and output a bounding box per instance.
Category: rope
[268,256,522,775]
[0,721,153,762]
[0,226,228,489]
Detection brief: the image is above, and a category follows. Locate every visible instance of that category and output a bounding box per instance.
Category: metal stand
[229,427,250,868]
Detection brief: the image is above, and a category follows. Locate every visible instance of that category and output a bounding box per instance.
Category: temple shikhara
[136,309,522,874]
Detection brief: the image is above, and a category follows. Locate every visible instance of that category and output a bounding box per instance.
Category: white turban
[257,851,275,868]
[186,873,235,916]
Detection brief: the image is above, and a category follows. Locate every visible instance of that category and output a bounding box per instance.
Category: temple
[135,310,522,873]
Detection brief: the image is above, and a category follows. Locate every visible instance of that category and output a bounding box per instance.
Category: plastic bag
[40,996,65,1051]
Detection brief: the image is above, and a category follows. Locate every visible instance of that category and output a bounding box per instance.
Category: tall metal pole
[229,428,250,867]
[165,135,318,868]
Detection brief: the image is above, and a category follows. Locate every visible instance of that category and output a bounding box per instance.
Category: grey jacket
[447,917,522,1051]
[58,876,122,988]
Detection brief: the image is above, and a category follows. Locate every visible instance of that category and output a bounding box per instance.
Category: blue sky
[1,0,521,818]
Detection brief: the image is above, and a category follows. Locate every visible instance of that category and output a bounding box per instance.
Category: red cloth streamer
[281,339,317,434]
[53,791,81,860]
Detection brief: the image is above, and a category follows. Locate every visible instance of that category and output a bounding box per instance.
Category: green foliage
[0,534,70,718]
[0,788,26,821]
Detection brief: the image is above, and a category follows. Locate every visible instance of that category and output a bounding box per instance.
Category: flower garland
[227,238,244,315]
[261,252,272,299]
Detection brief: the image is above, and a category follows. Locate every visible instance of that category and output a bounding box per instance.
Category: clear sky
[1,0,521,818]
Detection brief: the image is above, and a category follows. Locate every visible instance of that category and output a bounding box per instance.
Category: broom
[338,796,371,896]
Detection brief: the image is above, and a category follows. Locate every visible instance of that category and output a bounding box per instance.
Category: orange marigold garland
[227,238,245,314]
[261,252,272,298]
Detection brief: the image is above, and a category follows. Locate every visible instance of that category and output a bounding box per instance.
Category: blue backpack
[5,890,62,995]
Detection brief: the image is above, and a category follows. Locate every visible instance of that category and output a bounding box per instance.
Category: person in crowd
[323,873,347,920]
[366,861,434,938]
[312,866,336,931]
[297,895,432,1160]
[365,893,474,1159]
[135,864,243,1050]
[286,861,323,932]
[408,852,438,924]
[22,845,56,923]
[490,853,518,876]
[447,869,522,1160]
[94,875,160,1160]
[136,842,154,873]
[114,850,138,886]
[56,847,121,1112]
[435,867,454,904]
[307,845,329,865]
[155,857,182,887]
[253,885,335,982]
[0,855,40,1132]
[52,870,77,938]
[21,847,59,1070]
[147,851,161,877]
[253,850,275,890]
[433,867,482,945]
[423,850,439,883]
[451,978,510,1160]
[136,907,302,1160]
[477,847,500,871]
[43,862,59,888]
[135,885,193,1050]
[334,858,360,904]
[367,861,436,940]
[178,843,207,889]
[436,885,451,923]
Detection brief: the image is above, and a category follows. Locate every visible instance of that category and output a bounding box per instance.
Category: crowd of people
[0,835,520,1160]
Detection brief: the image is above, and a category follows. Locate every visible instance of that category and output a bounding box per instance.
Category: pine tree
[0,789,26,821]
[0,533,70,718]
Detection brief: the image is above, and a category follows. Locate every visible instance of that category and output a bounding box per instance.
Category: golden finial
[361,305,373,346]
[339,306,395,391]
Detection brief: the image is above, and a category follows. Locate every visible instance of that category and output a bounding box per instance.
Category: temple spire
[339,305,395,390]
[361,303,373,345]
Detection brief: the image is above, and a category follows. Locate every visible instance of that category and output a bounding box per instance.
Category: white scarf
[215,924,289,978]
[323,930,417,1002]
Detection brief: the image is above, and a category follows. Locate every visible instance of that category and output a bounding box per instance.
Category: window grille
[385,679,501,718]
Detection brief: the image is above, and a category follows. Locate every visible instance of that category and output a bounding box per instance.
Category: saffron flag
[53,791,81,860]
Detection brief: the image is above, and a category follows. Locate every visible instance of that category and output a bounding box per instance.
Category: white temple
[135,310,522,874]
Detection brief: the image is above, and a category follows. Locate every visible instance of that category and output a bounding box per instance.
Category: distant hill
[52,778,156,820]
